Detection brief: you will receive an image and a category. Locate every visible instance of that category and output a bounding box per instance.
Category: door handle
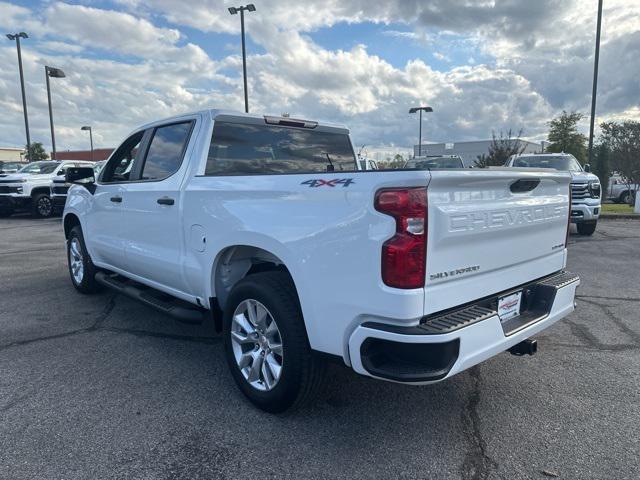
[157,197,175,206]
[110,196,122,203]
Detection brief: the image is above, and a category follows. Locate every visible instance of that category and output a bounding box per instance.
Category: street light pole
[6,32,31,154]
[409,106,434,157]
[587,0,604,166]
[45,66,66,160]
[81,126,93,161]
[228,4,256,113]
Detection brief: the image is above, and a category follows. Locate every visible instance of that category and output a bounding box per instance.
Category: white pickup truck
[63,109,580,412]
[0,160,93,218]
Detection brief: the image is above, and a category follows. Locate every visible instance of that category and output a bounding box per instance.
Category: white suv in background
[51,160,105,212]
[0,160,93,218]
[506,153,601,236]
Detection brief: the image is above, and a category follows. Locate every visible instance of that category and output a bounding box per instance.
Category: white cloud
[0,0,638,153]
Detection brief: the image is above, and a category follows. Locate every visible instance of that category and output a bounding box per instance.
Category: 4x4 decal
[301,178,355,188]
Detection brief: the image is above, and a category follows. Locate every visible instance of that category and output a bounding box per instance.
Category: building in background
[413,140,542,167]
[53,148,114,161]
[0,147,26,162]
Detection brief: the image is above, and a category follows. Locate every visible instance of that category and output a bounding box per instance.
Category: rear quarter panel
[182,170,431,359]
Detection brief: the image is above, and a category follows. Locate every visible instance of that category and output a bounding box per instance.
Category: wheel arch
[30,186,51,197]
[63,212,82,239]
[211,244,299,312]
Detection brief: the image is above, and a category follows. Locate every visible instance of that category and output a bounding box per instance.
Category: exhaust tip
[509,339,537,356]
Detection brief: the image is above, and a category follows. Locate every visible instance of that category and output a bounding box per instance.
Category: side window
[101,131,145,183]
[139,122,193,181]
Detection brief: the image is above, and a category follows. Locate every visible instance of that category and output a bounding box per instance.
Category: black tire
[619,191,630,205]
[223,271,326,413]
[67,225,102,294]
[0,208,13,218]
[577,221,597,236]
[31,193,53,218]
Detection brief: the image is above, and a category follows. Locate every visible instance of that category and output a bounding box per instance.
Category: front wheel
[223,271,326,413]
[31,193,53,218]
[0,208,13,218]
[577,221,597,236]
[67,226,102,294]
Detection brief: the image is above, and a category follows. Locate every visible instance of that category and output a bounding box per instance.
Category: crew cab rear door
[119,116,199,294]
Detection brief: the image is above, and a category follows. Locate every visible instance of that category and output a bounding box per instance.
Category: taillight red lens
[375,188,427,289]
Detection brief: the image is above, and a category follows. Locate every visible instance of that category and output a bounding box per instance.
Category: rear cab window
[205,119,356,176]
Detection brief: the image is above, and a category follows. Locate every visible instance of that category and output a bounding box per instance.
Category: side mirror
[66,166,95,184]
[584,164,591,172]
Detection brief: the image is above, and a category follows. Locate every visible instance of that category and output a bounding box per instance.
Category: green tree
[546,111,587,163]
[378,154,406,169]
[474,129,525,168]
[25,142,49,162]
[600,120,640,201]
[592,143,610,195]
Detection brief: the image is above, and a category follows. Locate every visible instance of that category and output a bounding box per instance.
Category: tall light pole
[81,126,93,161]
[587,0,604,166]
[228,4,256,113]
[409,106,433,157]
[6,32,31,154]
[45,66,65,160]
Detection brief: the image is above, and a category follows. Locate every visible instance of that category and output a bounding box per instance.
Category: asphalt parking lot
[1,216,639,480]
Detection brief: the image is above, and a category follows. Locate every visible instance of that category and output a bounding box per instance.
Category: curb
[599,213,640,220]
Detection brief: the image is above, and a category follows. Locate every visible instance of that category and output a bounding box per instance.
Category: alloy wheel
[37,196,52,217]
[230,299,283,391]
[69,237,84,284]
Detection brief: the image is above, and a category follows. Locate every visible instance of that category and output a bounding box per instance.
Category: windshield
[18,161,59,174]
[405,156,463,169]
[512,155,582,172]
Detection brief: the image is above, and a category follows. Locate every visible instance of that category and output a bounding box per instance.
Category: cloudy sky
[0,0,638,155]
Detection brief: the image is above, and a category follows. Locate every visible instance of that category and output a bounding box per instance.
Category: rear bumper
[348,271,579,384]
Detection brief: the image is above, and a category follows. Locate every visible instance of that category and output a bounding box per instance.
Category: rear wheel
[577,221,597,236]
[619,191,630,205]
[67,226,102,294]
[223,271,326,413]
[31,193,53,218]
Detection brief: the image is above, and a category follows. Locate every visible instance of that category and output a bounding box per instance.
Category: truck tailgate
[424,168,571,315]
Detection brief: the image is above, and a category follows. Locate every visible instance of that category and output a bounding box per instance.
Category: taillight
[374,187,427,289]
[566,184,572,247]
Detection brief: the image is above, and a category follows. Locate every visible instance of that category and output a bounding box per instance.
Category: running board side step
[95,271,206,324]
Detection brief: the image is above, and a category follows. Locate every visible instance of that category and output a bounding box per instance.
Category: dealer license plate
[498,291,522,321]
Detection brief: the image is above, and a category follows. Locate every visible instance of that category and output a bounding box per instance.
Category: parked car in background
[357,158,378,170]
[0,161,27,175]
[0,160,93,218]
[62,109,579,412]
[506,153,601,236]
[607,173,639,204]
[404,155,465,169]
[51,160,105,212]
